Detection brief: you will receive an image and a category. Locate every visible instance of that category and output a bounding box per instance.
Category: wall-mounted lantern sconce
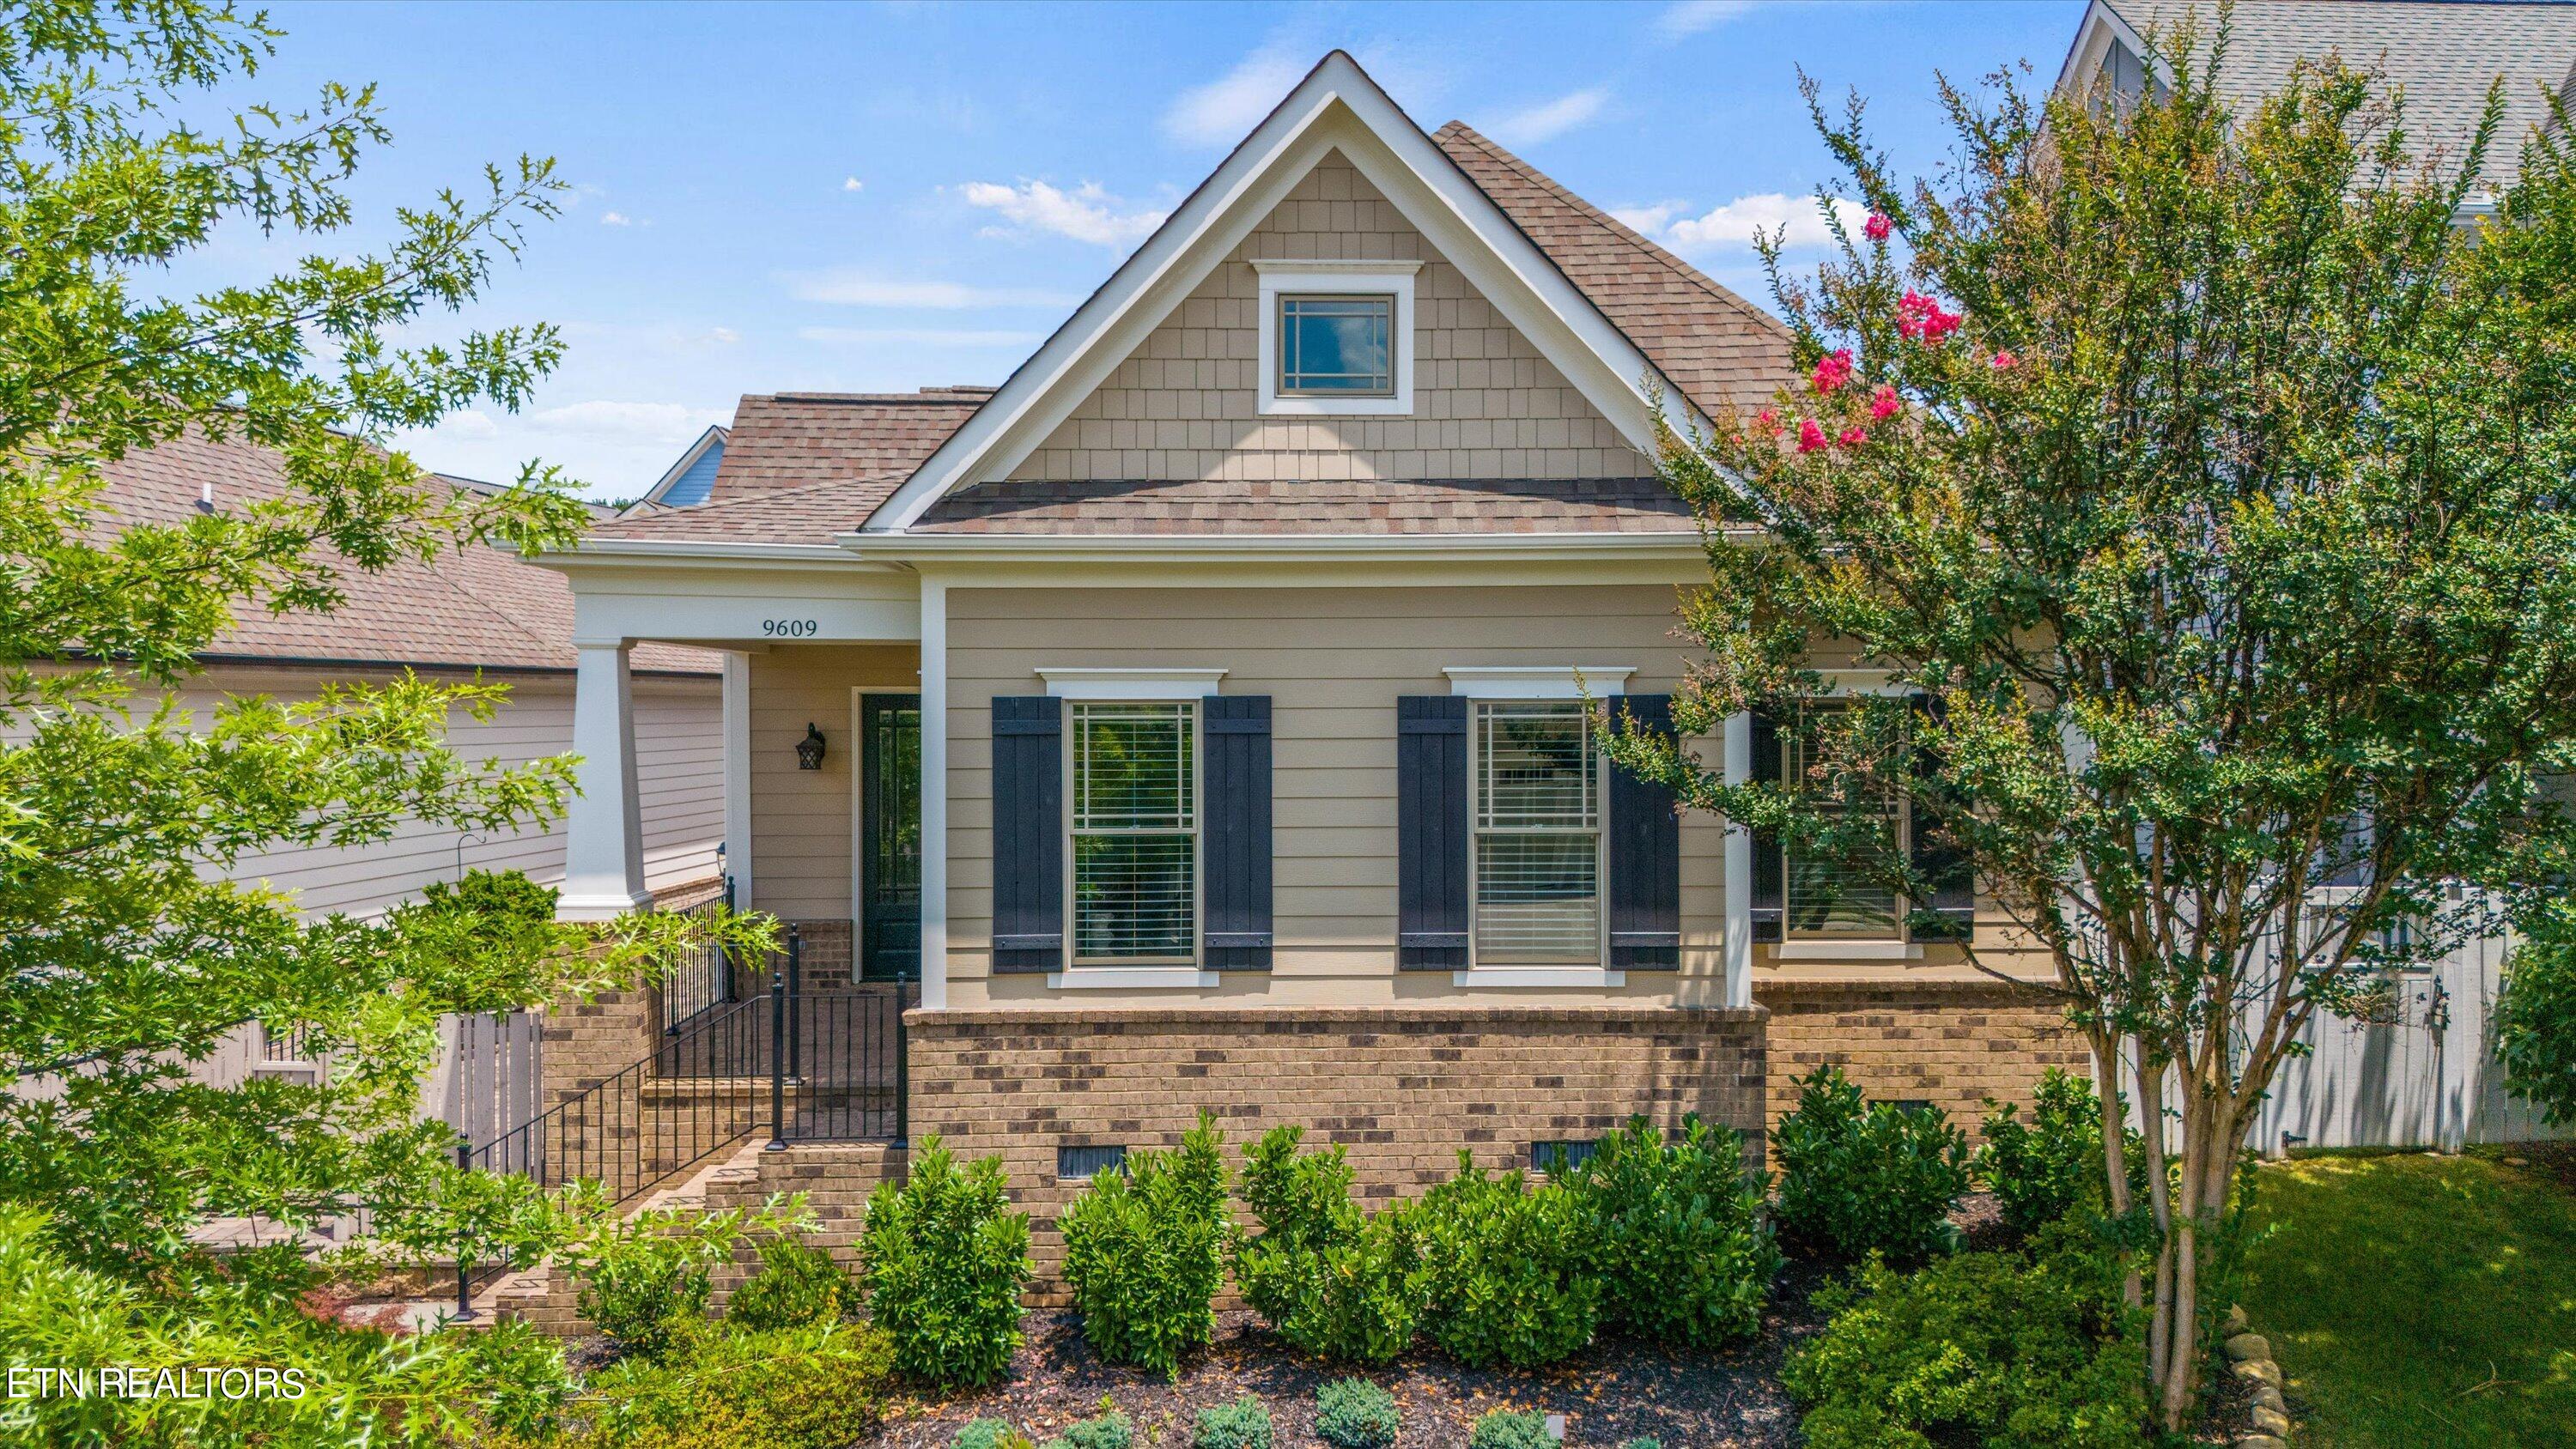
[795,722,828,771]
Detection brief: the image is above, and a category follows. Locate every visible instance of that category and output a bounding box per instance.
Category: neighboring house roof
[92,428,718,674]
[586,57,1792,552]
[913,476,1697,535]
[2070,1,2576,190]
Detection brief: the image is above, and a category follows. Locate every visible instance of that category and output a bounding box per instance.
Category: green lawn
[2239,1148,2576,1448]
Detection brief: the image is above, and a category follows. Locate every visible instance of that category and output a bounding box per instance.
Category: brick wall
[906,1003,1766,1289]
[1754,980,2088,1136]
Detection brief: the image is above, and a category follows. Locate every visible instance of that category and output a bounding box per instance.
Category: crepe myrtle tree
[1605,27,2576,1429]
[0,0,771,1344]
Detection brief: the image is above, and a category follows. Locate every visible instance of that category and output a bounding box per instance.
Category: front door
[860,693,922,981]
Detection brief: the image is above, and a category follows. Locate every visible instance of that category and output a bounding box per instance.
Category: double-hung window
[1070,701,1197,963]
[1782,718,1907,939]
[1472,700,1602,964]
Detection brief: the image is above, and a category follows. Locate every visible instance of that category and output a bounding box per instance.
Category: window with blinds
[1071,701,1197,963]
[1783,724,1905,938]
[1472,700,1601,964]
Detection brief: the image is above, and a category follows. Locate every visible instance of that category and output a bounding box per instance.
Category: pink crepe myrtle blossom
[1838,424,1869,446]
[1796,418,1828,453]
[1755,408,1778,431]
[1990,349,2020,370]
[1898,289,1963,342]
[1863,212,1892,242]
[1811,349,1855,394]
[1870,385,1901,421]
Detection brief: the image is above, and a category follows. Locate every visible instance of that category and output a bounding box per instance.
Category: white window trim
[1443,665,1632,700]
[1452,967,1628,988]
[1047,967,1221,989]
[1039,667,1226,701]
[1255,261,1419,416]
[1777,691,1912,947]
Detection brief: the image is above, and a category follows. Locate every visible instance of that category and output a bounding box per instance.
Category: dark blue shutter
[1396,695,1470,969]
[1908,694,1974,941]
[1201,695,1273,970]
[1750,708,1784,943]
[991,694,1063,973]
[1608,694,1681,969]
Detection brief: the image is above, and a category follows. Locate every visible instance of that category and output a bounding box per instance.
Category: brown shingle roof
[1432,122,1796,417]
[913,476,1697,534]
[706,389,988,503]
[591,472,911,544]
[92,429,717,674]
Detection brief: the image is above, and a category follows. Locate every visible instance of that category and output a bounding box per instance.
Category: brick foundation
[1754,980,2087,1136]
[907,1003,1767,1289]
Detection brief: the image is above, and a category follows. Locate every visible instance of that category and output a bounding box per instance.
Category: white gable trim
[2055,1,2164,98]
[629,424,729,512]
[866,52,1702,532]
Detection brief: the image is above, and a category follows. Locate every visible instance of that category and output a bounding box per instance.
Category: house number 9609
[761,618,818,638]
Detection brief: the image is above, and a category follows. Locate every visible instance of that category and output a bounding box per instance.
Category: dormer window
[1254,260,1418,416]
[1278,294,1394,397]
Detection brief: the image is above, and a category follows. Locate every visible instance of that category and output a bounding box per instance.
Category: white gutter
[537,538,893,567]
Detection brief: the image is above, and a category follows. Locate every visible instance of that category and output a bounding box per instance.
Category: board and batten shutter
[989,694,1064,973]
[1200,694,1274,970]
[1909,694,1975,940]
[1607,694,1682,969]
[1395,695,1470,969]
[1749,707,1785,943]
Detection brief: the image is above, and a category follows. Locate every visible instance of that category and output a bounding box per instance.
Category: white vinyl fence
[2251,916,2564,1154]
[422,1010,545,1152]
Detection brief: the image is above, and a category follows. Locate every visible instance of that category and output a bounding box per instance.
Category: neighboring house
[2058,0,2576,1153]
[623,423,729,512]
[2062,0,2576,214]
[76,427,729,920]
[538,49,2088,1228]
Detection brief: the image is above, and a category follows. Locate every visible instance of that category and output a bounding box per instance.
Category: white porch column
[917,578,949,1010]
[1722,708,1754,1009]
[559,640,652,920]
[720,651,752,906]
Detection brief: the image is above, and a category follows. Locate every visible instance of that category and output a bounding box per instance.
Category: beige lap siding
[944,583,1722,1007]
[743,644,920,923]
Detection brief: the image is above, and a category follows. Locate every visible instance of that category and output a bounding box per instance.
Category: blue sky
[216,0,2089,499]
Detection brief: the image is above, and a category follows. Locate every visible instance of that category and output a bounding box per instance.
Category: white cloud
[782,269,1082,309]
[957,179,1167,250]
[842,176,865,192]
[598,210,633,227]
[705,326,742,346]
[423,410,501,441]
[1487,88,1609,148]
[799,326,1046,349]
[1163,40,1311,148]
[1656,1,1754,38]
[1655,192,1869,252]
[1608,202,1686,235]
[518,400,729,448]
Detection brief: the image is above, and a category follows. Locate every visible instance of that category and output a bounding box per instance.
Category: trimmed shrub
[1192,1396,1273,1449]
[953,1419,1036,1449]
[1413,1155,1599,1368]
[1047,1406,1133,1449]
[1312,1378,1400,1449]
[1467,1410,1552,1449]
[575,1235,714,1363]
[577,1319,896,1449]
[1232,1127,1425,1363]
[1566,1115,1779,1348]
[1783,1230,2148,1449]
[1976,1069,2147,1236]
[1619,1440,1663,1449]
[859,1137,1034,1387]
[1060,1111,1230,1374]
[1772,1065,1971,1264]
[726,1234,854,1332]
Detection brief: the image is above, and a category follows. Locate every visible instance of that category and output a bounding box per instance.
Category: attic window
[1254,261,1418,417]
[1278,295,1394,397]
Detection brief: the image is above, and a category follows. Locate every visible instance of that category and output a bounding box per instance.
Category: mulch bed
[875,1260,1836,1449]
